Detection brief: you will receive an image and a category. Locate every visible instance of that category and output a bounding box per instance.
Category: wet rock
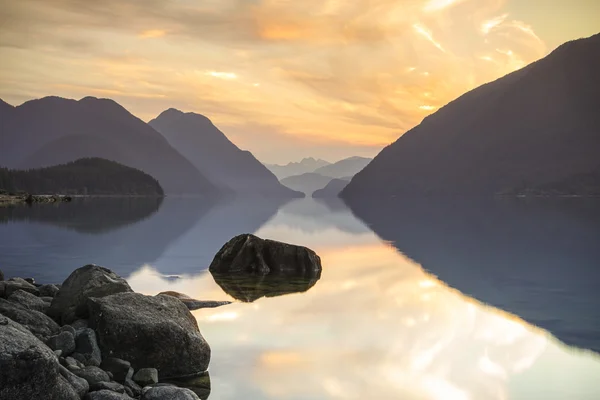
[133,368,158,386]
[73,366,111,386]
[0,315,79,399]
[47,331,76,356]
[3,277,40,297]
[39,283,60,297]
[59,364,90,398]
[100,357,131,382]
[73,328,102,366]
[0,298,60,340]
[141,386,201,400]
[84,390,133,399]
[88,292,210,379]
[8,289,49,313]
[48,264,133,324]
[209,233,322,275]
[158,291,232,310]
[90,381,127,394]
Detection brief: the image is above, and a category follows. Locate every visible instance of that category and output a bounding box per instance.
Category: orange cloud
[137,29,167,39]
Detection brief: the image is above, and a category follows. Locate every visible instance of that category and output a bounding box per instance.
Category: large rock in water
[88,292,210,379]
[0,315,79,399]
[209,234,322,275]
[48,264,133,324]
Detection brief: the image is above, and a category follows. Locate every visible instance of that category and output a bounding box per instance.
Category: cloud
[138,29,167,39]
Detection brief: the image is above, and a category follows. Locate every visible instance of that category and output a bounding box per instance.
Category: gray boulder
[209,234,322,275]
[59,364,90,398]
[0,315,79,399]
[0,298,60,340]
[73,366,111,386]
[100,357,131,382]
[47,331,76,356]
[8,289,49,313]
[2,277,40,297]
[39,283,60,297]
[141,386,201,400]
[73,328,102,366]
[88,292,210,379]
[133,368,158,386]
[48,264,133,324]
[84,390,133,399]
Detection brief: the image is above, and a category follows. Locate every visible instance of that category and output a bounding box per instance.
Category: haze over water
[1,197,599,399]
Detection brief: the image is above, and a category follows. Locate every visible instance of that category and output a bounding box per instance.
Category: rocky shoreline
[0,234,322,400]
[0,193,73,206]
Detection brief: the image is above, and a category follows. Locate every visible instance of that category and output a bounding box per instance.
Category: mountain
[0,96,217,195]
[280,173,334,196]
[149,109,302,197]
[266,158,331,180]
[312,178,350,198]
[0,158,163,196]
[314,156,372,179]
[342,33,600,197]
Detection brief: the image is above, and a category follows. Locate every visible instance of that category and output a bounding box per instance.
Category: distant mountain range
[149,109,302,197]
[342,33,600,198]
[0,157,163,196]
[274,156,372,195]
[266,158,331,180]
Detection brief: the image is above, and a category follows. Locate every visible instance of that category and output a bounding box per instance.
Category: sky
[0,0,598,164]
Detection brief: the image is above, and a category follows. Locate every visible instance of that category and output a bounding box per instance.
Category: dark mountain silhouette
[0,158,163,195]
[342,33,600,197]
[266,157,331,180]
[314,156,372,179]
[149,109,303,197]
[0,96,218,195]
[345,196,600,353]
[280,172,333,195]
[312,178,350,198]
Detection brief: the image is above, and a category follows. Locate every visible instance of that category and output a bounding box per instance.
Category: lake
[1,196,599,399]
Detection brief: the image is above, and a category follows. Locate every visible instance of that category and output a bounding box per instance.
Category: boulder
[84,390,133,400]
[73,366,111,386]
[0,315,79,400]
[3,277,40,297]
[141,386,201,400]
[48,265,133,324]
[39,283,60,297]
[133,368,158,386]
[88,292,210,379]
[0,298,60,340]
[8,289,49,313]
[59,364,90,398]
[158,291,232,310]
[73,328,102,367]
[47,331,76,356]
[100,357,131,382]
[209,234,322,275]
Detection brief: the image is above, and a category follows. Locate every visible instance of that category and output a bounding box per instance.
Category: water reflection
[344,197,600,353]
[210,271,321,302]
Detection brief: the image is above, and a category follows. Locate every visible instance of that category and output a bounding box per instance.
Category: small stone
[141,386,200,400]
[59,364,90,398]
[8,289,49,313]
[39,283,60,297]
[73,328,101,366]
[55,350,63,358]
[100,358,131,383]
[61,324,77,337]
[123,378,141,398]
[74,366,111,386]
[84,390,133,399]
[133,368,158,387]
[47,331,76,356]
[90,381,127,394]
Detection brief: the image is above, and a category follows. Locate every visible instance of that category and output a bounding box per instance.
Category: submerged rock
[88,292,210,379]
[0,298,60,340]
[48,264,133,325]
[209,234,322,275]
[0,316,79,400]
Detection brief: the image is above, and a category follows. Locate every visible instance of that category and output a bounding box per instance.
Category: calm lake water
[1,196,599,399]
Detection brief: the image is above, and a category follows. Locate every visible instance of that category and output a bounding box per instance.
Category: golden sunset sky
[1,0,598,163]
